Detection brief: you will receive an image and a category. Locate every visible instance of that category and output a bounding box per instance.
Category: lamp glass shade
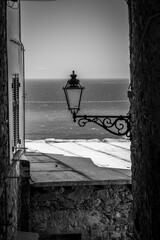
[64,86,84,113]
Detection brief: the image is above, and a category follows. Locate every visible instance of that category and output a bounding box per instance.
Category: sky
[21,0,129,79]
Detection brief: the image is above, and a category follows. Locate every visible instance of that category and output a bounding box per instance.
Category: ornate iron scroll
[73,114,131,138]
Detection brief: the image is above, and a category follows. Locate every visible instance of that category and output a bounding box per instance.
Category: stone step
[15,231,39,240]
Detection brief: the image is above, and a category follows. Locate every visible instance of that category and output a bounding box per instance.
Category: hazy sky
[21,0,129,79]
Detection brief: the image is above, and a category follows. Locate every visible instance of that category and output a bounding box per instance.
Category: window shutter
[12,74,20,152]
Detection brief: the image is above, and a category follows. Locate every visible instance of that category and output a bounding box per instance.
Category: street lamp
[63,71,131,139]
[63,71,84,118]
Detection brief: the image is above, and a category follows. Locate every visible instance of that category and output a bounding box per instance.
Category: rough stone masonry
[30,184,133,240]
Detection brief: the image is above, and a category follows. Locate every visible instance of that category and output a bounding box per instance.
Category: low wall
[30,184,133,240]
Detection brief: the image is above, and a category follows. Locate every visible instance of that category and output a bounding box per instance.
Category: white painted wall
[7,2,25,160]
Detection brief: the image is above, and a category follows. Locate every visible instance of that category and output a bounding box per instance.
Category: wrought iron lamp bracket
[73,112,131,139]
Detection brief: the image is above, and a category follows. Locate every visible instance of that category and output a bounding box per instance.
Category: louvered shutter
[12,74,20,152]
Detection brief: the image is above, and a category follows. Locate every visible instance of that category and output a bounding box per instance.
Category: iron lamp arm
[73,112,131,139]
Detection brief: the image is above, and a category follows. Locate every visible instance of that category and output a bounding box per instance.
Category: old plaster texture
[0,1,10,239]
[0,0,8,181]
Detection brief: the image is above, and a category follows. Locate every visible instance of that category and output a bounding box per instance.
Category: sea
[25,78,130,140]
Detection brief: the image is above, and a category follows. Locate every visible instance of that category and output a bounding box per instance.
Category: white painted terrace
[23,138,131,187]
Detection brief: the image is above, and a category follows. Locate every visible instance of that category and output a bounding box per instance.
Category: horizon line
[25,77,129,80]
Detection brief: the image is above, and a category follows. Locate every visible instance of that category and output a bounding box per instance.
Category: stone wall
[128,0,160,239]
[0,0,9,183]
[3,162,20,240]
[0,162,20,240]
[0,158,30,240]
[30,184,133,240]
[0,1,10,239]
